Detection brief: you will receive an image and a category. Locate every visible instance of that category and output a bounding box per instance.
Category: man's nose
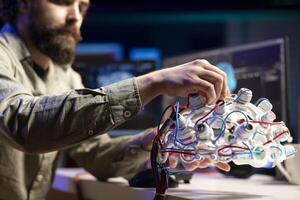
[67,3,82,24]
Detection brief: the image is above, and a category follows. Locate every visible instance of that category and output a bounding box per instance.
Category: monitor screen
[163,38,288,125]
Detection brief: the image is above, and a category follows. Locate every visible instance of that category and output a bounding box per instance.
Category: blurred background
[1,0,300,141]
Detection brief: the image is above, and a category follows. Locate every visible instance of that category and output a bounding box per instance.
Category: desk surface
[53,168,300,200]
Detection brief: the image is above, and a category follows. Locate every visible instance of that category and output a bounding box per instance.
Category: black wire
[151,110,176,200]
[151,136,169,200]
[74,180,85,200]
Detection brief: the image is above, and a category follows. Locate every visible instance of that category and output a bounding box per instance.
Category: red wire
[217,145,249,154]
[263,130,288,145]
[156,104,175,146]
[160,150,196,155]
[217,130,289,156]
[74,171,88,184]
[250,120,284,125]
[186,94,192,108]
[237,118,284,126]
[195,100,224,125]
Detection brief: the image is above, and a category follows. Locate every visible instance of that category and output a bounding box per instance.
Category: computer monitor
[164,38,288,127]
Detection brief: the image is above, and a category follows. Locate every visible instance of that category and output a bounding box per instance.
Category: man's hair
[0,0,18,23]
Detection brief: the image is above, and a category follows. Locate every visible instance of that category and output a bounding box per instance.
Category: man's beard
[28,9,82,65]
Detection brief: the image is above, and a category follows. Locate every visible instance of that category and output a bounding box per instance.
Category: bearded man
[0,1,230,199]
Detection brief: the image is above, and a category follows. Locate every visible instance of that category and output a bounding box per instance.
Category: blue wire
[203,115,226,143]
[243,142,253,159]
[174,101,180,142]
[213,110,249,143]
[233,91,243,103]
[232,150,262,156]
[270,146,283,156]
[174,101,196,146]
[234,88,251,104]
[255,98,270,106]
[205,115,226,126]
[252,130,264,140]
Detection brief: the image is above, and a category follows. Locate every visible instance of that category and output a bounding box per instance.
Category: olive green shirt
[0,24,149,200]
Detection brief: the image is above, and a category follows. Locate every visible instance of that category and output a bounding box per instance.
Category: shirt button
[88,130,94,135]
[37,174,44,182]
[124,110,132,118]
[129,148,137,155]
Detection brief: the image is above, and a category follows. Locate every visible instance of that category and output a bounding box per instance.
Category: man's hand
[136,59,230,106]
[130,128,156,151]
[132,128,230,172]
[168,150,231,172]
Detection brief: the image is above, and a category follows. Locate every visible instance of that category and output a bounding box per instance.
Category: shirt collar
[0,24,31,61]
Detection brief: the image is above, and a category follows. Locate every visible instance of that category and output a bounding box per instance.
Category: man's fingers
[169,154,178,169]
[215,162,231,172]
[169,154,230,172]
[196,69,224,101]
[182,160,201,171]
[220,75,230,100]
[195,59,229,100]
[191,78,217,104]
[139,128,156,151]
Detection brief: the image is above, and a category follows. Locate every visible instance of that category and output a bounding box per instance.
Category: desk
[52,168,300,200]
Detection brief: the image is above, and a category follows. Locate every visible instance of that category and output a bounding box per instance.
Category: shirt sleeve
[66,69,149,180]
[0,51,142,153]
[67,134,149,180]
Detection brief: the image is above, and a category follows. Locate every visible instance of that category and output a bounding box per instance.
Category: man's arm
[66,64,230,178]
[66,70,155,180]
[0,48,141,153]
[67,127,230,180]
[0,45,228,154]
[68,128,154,180]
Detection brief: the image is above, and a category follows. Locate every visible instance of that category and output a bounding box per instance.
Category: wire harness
[151,88,296,200]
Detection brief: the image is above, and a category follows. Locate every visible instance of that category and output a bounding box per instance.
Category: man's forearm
[136,70,163,107]
[69,134,149,180]
[0,77,141,153]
